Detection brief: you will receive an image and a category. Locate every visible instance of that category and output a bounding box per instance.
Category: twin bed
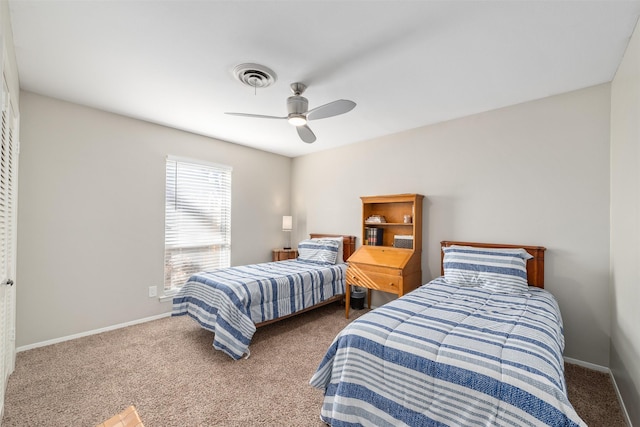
[310,241,586,427]
[172,234,355,360]
[173,237,584,426]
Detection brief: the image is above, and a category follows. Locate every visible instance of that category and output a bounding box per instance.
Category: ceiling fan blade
[225,112,286,120]
[307,99,356,121]
[296,125,316,143]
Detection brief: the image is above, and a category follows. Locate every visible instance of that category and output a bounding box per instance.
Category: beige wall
[610,18,640,426]
[16,92,291,347]
[1,0,19,102]
[292,84,612,366]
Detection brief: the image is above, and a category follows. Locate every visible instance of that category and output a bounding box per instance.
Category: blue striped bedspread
[310,277,586,427]
[172,259,346,360]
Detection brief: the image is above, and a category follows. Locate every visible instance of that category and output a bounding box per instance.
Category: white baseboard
[16,312,172,353]
[564,357,633,427]
[563,356,609,372]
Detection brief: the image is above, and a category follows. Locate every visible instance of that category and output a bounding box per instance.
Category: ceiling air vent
[233,63,277,89]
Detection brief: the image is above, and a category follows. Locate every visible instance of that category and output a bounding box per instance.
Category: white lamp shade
[282,216,293,231]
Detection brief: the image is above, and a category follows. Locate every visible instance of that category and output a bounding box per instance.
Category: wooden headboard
[309,234,357,262]
[440,240,547,288]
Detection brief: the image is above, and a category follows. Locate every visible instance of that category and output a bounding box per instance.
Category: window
[164,157,231,292]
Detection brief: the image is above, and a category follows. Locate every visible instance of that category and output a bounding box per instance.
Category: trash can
[350,286,366,310]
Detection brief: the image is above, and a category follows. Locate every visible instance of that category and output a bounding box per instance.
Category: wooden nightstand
[272,248,298,262]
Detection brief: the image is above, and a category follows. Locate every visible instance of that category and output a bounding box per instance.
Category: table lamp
[282,215,293,249]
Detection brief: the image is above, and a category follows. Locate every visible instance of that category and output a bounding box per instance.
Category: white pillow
[442,246,532,292]
[298,239,340,265]
[312,236,344,263]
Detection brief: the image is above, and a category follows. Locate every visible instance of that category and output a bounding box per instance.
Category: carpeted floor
[565,362,628,426]
[1,303,628,426]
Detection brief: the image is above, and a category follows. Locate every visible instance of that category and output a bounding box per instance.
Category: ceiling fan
[225,82,356,144]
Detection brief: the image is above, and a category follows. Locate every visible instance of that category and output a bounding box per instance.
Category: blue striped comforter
[310,277,586,427]
[172,260,346,360]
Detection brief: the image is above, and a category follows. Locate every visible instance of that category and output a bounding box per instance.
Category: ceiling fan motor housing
[287,95,308,116]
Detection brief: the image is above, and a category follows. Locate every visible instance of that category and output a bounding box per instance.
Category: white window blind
[164,157,231,291]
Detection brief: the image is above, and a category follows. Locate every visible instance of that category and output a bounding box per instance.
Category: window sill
[159,289,178,303]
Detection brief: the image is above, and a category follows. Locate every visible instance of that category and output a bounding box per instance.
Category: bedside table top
[272,248,298,262]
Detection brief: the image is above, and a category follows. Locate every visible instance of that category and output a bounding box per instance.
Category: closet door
[0,75,18,415]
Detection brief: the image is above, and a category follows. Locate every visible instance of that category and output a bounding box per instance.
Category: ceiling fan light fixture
[225,81,355,144]
[288,114,307,126]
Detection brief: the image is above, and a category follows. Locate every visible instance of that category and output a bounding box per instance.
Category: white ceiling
[8,1,640,158]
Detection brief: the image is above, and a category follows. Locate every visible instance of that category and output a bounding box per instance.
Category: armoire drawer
[347,263,401,294]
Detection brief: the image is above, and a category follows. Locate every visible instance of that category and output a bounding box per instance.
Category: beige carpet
[2,303,627,426]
